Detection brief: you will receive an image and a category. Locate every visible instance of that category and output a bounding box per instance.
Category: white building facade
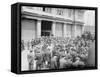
[21,6,85,41]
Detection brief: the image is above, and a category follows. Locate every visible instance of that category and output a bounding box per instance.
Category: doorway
[41,20,52,36]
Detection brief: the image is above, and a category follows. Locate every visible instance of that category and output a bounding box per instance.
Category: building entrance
[41,20,52,36]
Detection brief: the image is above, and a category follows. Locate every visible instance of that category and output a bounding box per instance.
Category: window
[43,7,46,11]
[26,6,33,9]
[78,10,83,19]
[45,8,52,13]
[30,7,43,11]
[35,7,43,11]
[22,6,34,11]
[56,8,64,16]
[68,9,72,17]
[42,7,52,13]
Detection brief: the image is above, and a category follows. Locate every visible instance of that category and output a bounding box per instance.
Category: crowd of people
[21,34,94,70]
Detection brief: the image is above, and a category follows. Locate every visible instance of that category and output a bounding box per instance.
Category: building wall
[21,19,37,41]
[21,18,83,39]
[21,6,85,38]
[66,24,72,37]
[55,22,63,37]
[22,6,85,22]
[76,25,82,37]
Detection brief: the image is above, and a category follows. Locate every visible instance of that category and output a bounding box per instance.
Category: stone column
[82,25,84,34]
[74,24,77,37]
[52,21,56,36]
[63,23,67,37]
[37,20,41,38]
